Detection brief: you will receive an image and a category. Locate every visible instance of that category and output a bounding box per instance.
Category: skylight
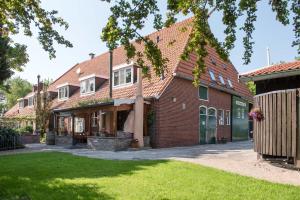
[209,70,216,82]
[227,79,233,88]
[219,74,225,85]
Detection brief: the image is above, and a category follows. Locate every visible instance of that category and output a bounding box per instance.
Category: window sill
[113,83,133,89]
[80,91,95,97]
[58,98,69,102]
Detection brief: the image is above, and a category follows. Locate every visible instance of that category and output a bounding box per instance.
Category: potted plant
[249,108,264,122]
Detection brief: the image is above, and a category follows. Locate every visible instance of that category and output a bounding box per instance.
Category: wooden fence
[253,89,299,158]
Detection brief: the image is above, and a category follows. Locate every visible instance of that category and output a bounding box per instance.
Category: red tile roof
[5,17,252,118]
[241,60,300,79]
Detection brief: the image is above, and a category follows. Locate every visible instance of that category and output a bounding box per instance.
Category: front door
[199,106,207,144]
[207,108,217,144]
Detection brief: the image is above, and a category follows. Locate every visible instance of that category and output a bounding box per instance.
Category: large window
[58,86,69,100]
[225,110,231,125]
[199,85,208,100]
[218,109,224,125]
[113,67,132,87]
[75,117,84,133]
[19,100,24,108]
[80,78,95,95]
[28,96,34,106]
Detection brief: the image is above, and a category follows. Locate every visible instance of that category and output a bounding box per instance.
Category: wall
[153,77,232,148]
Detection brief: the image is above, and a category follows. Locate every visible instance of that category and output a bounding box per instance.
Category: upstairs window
[80,78,95,95]
[19,100,24,108]
[113,67,133,87]
[227,79,233,88]
[219,74,225,85]
[58,86,69,100]
[209,70,216,82]
[199,85,208,100]
[28,96,34,106]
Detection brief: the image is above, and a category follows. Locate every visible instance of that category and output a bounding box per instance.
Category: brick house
[4,18,253,149]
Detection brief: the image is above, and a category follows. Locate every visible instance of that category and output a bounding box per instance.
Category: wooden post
[72,114,75,145]
[296,89,300,167]
[112,108,117,136]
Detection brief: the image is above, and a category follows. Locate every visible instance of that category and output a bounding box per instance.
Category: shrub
[0,127,24,150]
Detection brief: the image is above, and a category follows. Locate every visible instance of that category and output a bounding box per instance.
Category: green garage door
[232,96,249,141]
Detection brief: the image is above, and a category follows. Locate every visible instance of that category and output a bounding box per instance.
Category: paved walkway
[1,141,300,186]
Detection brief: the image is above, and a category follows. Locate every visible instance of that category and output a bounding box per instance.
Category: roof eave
[239,68,300,82]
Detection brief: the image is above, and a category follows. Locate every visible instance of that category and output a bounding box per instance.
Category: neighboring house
[0,92,6,117]
[5,18,253,149]
[240,60,300,167]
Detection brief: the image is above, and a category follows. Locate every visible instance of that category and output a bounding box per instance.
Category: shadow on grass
[0,152,168,200]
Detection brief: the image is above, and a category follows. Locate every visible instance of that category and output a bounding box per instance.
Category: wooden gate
[253,89,299,158]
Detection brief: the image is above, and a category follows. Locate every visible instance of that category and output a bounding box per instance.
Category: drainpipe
[109,50,113,99]
[134,67,144,147]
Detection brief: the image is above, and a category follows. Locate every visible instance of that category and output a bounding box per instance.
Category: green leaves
[0,0,72,84]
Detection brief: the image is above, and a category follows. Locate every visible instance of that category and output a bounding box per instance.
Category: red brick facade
[153,77,232,148]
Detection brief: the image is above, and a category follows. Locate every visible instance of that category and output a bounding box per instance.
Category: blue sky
[13,0,298,84]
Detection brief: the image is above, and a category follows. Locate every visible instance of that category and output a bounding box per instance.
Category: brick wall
[154,77,232,148]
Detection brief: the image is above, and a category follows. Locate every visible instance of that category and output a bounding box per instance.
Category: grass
[0,152,299,200]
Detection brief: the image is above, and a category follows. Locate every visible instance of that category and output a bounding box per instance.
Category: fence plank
[272,93,277,155]
[263,94,266,154]
[265,94,270,155]
[292,90,297,157]
[269,94,273,154]
[277,92,282,156]
[282,91,287,156]
[287,91,292,156]
[260,96,264,153]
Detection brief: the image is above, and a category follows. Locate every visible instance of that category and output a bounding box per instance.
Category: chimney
[134,67,144,147]
[89,53,95,59]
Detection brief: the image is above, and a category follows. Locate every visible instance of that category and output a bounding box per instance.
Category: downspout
[134,67,144,147]
[109,50,113,99]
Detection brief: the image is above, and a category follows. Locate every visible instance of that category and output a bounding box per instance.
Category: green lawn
[0,152,299,200]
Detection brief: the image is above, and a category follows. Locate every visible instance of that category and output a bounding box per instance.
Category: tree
[246,81,256,95]
[0,0,72,84]
[1,77,32,109]
[101,0,300,86]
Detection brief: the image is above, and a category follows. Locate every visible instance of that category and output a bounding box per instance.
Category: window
[227,79,233,88]
[28,96,34,106]
[241,108,245,119]
[219,74,225,85]
[210,56,216,65]
[222,63,227,69]
[75,117,84,133]
[200,106,207,115]
[218,109,224,125]
[225,110,231,125]
[19,100,24,108]
[113,67,133,87]
[80,78,95,95]
[209,70,216,82]
[58,86,69,100]
[237,108,241,119]
[199,86,208,100]
[208,108,216,116]
[92,112,98,127]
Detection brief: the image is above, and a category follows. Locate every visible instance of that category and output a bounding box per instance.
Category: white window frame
[218,109,225,125]
[198,85,209,101]
[19,99,24,108]
[80,77,96,96]
[28,96,34,107]
[113,66,133,88]
[58,86,69,100]
[92,112,98,127]
[226,110,231,125]
[219,74,225,85]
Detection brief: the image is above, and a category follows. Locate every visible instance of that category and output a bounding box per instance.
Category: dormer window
[28,96,34,107]
[58,86,69,100]
[19,99,24,108]
[209,70,216,82]
[218,74,225,85]
[113,67,133,88]
[80,77,95,95]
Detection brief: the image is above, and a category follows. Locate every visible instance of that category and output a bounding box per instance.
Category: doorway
[199,106,217,144]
